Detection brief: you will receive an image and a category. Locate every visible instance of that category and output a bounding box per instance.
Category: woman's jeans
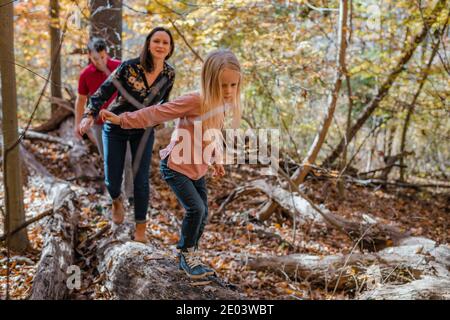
[102,123,155,223]
[92,123,134,199]
[160,157,208,250]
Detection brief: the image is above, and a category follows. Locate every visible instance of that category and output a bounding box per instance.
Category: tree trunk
[338,73,354,198]
[29,180,78,299]
[386,123,395,158]
[323,0,447,167]
[365,127,377,173]
[0,0,29,252]
[59,117,99,179]
[249,237,450,297]
[89,0,123,59]
[20,129,75,148]
[399,17,447,181]
[291,0,349,185]
[0,97,2,163]
[358,276,450,300]
[258,0,349,220]
[50,0,63,115]
[20,145,80,300]
[96,222,241,299]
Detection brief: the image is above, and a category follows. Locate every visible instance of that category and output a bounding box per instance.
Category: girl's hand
[100,110,121,125]
[212,164,225,178]
[79,116,94,136]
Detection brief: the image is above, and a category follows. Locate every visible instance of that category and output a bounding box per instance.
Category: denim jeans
[102,123,155,223]
[92,123,134,199]
[160,157,208,250]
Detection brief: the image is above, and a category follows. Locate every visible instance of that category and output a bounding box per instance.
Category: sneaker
[178,248,215,279]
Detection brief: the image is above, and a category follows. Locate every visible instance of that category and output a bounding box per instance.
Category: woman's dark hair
[140,27,174,72]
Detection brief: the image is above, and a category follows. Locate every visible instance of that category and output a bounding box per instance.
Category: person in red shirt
[74,38,133,202]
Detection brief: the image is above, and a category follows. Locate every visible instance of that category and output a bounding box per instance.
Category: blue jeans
[102,123,155,223]
[92,123,134,199]
[160,157,208,250]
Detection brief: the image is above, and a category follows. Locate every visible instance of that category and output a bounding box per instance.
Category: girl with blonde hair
[101,49,242,279]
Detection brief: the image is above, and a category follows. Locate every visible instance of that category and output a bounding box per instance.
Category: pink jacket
[119,92,215,180]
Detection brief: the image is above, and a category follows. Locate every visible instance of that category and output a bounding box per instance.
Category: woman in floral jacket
[80,27,176,243]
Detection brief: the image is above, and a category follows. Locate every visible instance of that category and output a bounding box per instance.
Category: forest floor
[0,137,448,300]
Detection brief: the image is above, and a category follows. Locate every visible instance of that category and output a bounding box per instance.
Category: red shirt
[78,58,121,125]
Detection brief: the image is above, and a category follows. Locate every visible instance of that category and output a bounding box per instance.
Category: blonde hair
[200,49,242,131]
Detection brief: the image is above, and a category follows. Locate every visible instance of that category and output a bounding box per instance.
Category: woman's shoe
[111,196,125,224]
[134,222,149,243]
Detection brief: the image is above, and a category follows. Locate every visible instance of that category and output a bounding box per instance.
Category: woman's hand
[211,164,225,178]
[79,115,94,136]
[100,110,121,125]
[73,121,82,140]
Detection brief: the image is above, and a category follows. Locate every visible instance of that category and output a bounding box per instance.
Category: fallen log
[300,168,450,190]
[58,118,98,179]
[358,276,450,300]
[245,179,406,250]
[32,104,73,133]
[348,177,450,190]
[20,128,74,148]
[96,222,241,299]
[279,165,450,190]
[33,88,75,133]
[19,144,53,178]
[20,145,80,299]
[248,237,450,297]
[30,181,79,300]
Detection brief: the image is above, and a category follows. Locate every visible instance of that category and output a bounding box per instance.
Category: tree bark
[96,222,241,299]
[0,0,29,252]
[358,276,450,300]
[30,180,79,299]
[18,145,81,299]
[249,237,450,296]
[89,0,123,59]
[323,0,447,167]
[50,0,63,115]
